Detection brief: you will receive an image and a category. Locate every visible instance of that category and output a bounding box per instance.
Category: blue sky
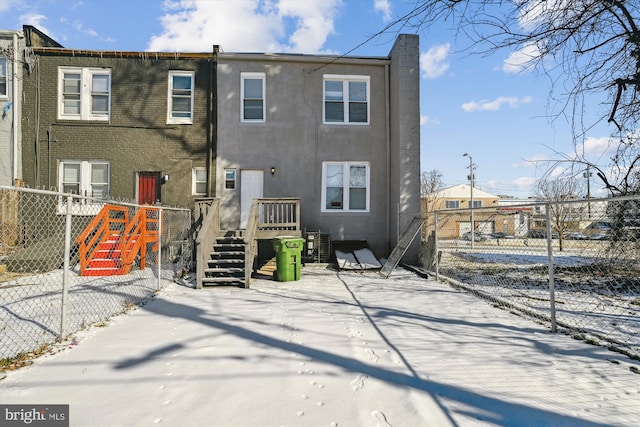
[2,0,616,198]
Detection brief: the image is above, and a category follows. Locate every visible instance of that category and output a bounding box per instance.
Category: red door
[138,172,160,205]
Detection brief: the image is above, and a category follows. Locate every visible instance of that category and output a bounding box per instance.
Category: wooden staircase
[195,198,300,289]
[201,232,246,286]
[76,204,159,276]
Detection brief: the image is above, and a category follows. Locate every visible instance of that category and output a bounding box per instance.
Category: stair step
[204,267,245,274]
[207,258,244,265]
[210,251,244,257]
[201,277,246,285]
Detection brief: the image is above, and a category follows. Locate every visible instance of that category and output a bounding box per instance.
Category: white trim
[240,72,265,123]
[167,70,195,124]
[321,161,370,213]
[322,74,370,125]
[57,67,111,121]
[192,167,207,196]
[224,168,237,190]
[0,57,7,99]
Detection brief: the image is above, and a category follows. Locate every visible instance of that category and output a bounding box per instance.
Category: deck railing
[195,198,221,289]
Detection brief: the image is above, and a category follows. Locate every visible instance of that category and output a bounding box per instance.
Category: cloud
[576,136,616,159]
[420,115,439,125]
[0,0,24,13]
[148,0,342,53]
[73,21,98,38]
[374,0,391,21]
[420,43,450,79]
[462,96,532,112]
[503,43,540,74]
[19,12,51,34]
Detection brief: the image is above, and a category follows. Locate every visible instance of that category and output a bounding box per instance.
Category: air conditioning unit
[303,231,331,263]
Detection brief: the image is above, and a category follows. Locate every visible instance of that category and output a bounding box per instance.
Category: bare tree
[420,169,445,231]
[383,1,639,195]
[420,169,445,268]
[537,175,583,251]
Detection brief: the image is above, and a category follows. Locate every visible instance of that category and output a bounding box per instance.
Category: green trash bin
[272,237,305,282]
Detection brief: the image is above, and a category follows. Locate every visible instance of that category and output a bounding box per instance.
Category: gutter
[12,32,19,183]
[385,63,391,255]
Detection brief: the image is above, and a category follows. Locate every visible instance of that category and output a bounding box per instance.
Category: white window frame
[0,57,7,98]
[445,200,460,209]
[57,67,111,121]
[468,200,482,208]
[57,160,109,215]
[241,72,265,123]
[224,168,236,190]
[321,161,370,213]
[192,167,207,196]
[167,70,195,124]
[323,74,370,125]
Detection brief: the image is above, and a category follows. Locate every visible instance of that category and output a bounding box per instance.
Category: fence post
[158,207,163,291]
[545,202,557,333]
[60,195,73,340]
[434,211,439,281]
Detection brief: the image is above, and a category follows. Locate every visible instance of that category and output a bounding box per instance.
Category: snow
[1,266,638,426]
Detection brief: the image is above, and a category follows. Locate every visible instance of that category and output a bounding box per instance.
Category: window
[192,167,207,196]
[445,201,460,209]
[60,161,109,198]
[468,200,482,208]
[323,75,369,124]
[0,57,6,97]
[58,67,111,121]
[168,71,194,124]
[224,168,236,190]
[322,162,369,212]
[241,73,265,122]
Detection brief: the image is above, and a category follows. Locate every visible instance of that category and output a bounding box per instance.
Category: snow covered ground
[1,266,638,426]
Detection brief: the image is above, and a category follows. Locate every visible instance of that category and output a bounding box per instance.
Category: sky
[1,267,638,426]
[1,0,618,198]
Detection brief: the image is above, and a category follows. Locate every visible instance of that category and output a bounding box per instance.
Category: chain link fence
[0,186,193,364]
[422,196,640,359]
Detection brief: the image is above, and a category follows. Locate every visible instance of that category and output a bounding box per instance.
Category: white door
[240,170,264,229]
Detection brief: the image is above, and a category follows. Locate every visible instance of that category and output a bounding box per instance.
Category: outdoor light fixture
[161,174,169,184]
[271,167,276,175]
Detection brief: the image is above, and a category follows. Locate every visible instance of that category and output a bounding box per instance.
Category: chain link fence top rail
[422,196,640,359]
[0,186,193,363]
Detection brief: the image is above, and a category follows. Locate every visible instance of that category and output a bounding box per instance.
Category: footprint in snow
[350,374,368,391]
[372,410,392,427]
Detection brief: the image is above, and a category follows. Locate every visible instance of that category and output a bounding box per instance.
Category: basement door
[240,170,263,229]
[137,171,161,205]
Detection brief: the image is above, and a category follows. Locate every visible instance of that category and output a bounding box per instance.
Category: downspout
[11,33,19,183]
[385,63,391,255]
[208,45,219,198]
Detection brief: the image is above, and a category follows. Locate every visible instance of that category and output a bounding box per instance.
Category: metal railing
[423,196,640,358]
[0,186,192,363]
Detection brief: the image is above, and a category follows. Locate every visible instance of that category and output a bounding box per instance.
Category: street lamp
[463,153,474,248]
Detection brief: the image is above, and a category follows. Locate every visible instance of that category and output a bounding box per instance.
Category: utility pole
[463,153,474,249]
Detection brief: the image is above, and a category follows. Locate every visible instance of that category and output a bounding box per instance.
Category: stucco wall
[216,55,392,256]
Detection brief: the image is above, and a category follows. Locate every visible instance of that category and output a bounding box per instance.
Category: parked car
[489,232,515,239]
[589,232,610,240]
[527,229,559,239]
[585,221,612,235]
[564,232,589,240]
[461,232,488,241]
